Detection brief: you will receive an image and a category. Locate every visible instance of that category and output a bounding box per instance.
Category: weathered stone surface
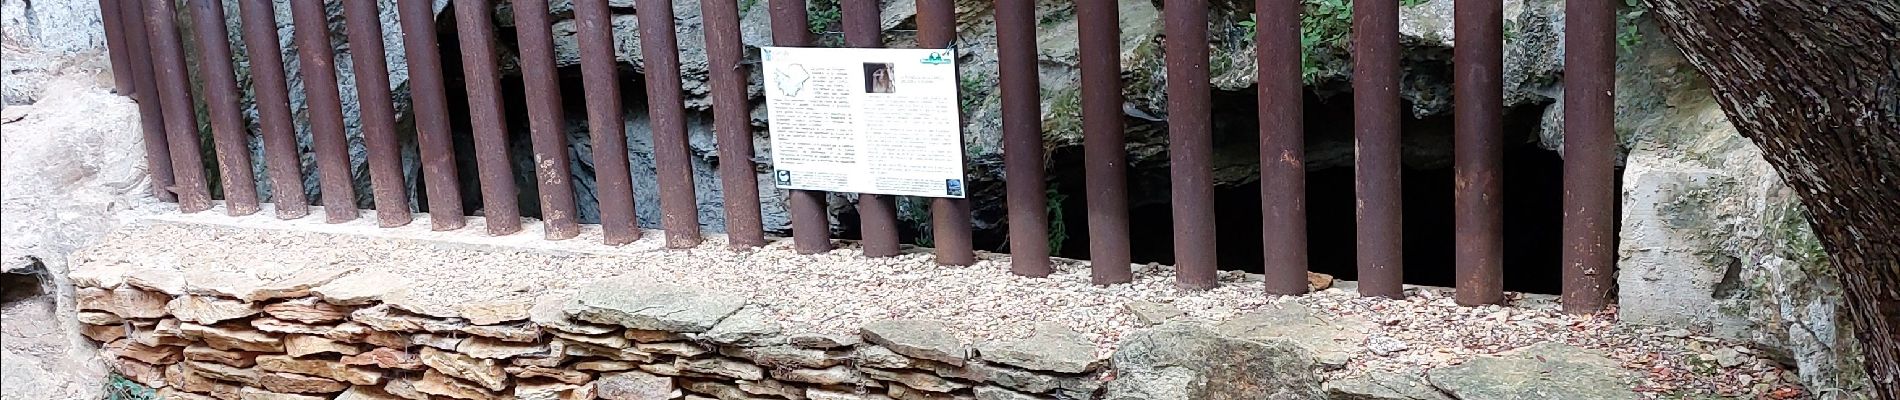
[637,341,712,357]
[624,329,689,343]
[1124,301,1187,327]
[325,322,409,348]
[552,329,633,348]
[1215,303,1369,368]
[464,321,545,342]
[1103,321,1322,400]
[509,341,571,368]
[250,317,331,335]
[773,366,870,386]
[853,345,915,369]
[184,345,263,368]
[124,269,187,295]
[126,320,194,347]
[725,345,846,369]
[560,338,657,362]
[181,271,264,299]
[568,279,747,333]
[414,369,500,400]
[862,320,968,367]
[335,385,408,400]
[460,336,553,359]
[256,371,349,394]
[958,362,1101,395]
[342,347,426,370]
[460,298,535,325]
[977,323,1101,374]
[164,363,243,400]
[107,357,167,388]
[184,360,262,385]
[789,333,861,349]
[530,293,618,335]
[516,380,595,400]
[677,357,766,381]
[167,295,263,324]
[1324,371,1452,400]
[971,386,1037,400]
[637,362,722,379]
[861,367,969,393]
[383,288,465,319]
[247,267,354,302]
[180,322,286,352]
[382,376,431,400]
[77,286,171,318]
[237,386,328,400]
[105,339,182,364]
[679,379,757,400]
[507,365,593,385]
[807,389,896,400]
[69,262,130,289]
[1424,343,1638,400]
[256,354,385,385]
[419,347,510,391]
[284,335,364,357]
[596,370,677,400]
[82,323,127,342]
[352,304,468,332]
[887,383,969,400]
[263,297,352,323]
[699,306,785,346]
[738,379,806,399]
[311,270,405,306]
[573,360,641,372]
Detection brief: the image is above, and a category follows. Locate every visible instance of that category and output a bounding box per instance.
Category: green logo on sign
[920,51,951,65]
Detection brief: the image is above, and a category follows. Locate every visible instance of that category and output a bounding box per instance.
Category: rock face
[1424,343,1638,400]
[568,279,747,333]
[1104,321,1322,400]
[1215,303,1370,369]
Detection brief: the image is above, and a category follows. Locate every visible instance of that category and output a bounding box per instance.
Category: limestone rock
[107,357,167,388]
[1324,371,1452,400]
[182,271,264,299]
[529,293,618,335]
[789,333,861,349]
[284,335,364,357]
[247,267,355,302]
[263,297,353,323]
[635,341,712,358]
[82,323,127,342]
[773,366,869,386]
[311,270,404,306]
[180,322,286,352]
[1103,321,1322,400]
[325,322,410,348]
[127,320,194,347]
[414,369,500,400]
[383,288,465,319]
[862,368,969,393]
[164,363,243,400]
[508,366,593,385]
[568,279,747,333]
[888,383,970,400]
[573,360,641,372]
[1123,301,1187,327]
[853,345,915,369]
[256,354,385,385]
[382,376,432,400]
[1423,342,1639,400]
[699,306,785,346]
[168,295,263,324]
[105,339,183,364]
[677,379,752,400]
[677,357,765,381]
[560,338,657,362]
[971,362,1101,396]
[124,269,187,295]
[596,370,676,400]
[738,379,806,399]
[342,347,425,370]
[464,321,545,342]
[637,362,722,379]
[1215,303,1369,368]
[185,345,263,368]
[725,345,846,369]
[624,329,689,343]
[862,320,968,367]
[808,389,896,400]
[419,347,510,391]
[416,333,467,351]
[77,286,171,318]
[184,360,262,385]
[971,386,1038,400]
[460,336,553,359]
[976,323,1101,373]
[69,262,130,289]
[552,329,633,348]
[516,380,595,400]
[352,304,469,332]
[336,385,408,400]
[460,298,535,325]
[237,386,329,400]
[256,371,349,394]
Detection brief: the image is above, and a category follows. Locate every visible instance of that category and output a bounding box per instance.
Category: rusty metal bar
[1454,0,1504,306]
[841,0,899,258]
[1258,0,1308,296]
[397,0,465,230]
[145,0,212,213]
[917,0,975,266]
[240,0,308,219]
[512,0,580,239]
[100,0,133,95]
[638,0,704,249]
[187,0,260,216]
[1353,0,1403,299]
[123,0,175,203]
[453,0,522,235]
[993,0,1047,275]
[290,0,360,222]
[1164,0,1217,290]
[574,0,640,245]
[768,0,834,254]
[704,0,765,249]
[1078,0,1130,285]
[342,0,413,227]
[1563,0,1616,314]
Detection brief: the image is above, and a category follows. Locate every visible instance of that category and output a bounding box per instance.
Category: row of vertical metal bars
[99,0,1616,313]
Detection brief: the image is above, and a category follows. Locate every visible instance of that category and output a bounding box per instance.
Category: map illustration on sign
[761,46,966,198]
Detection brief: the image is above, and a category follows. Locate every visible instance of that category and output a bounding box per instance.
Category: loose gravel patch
[72,206,1808,399]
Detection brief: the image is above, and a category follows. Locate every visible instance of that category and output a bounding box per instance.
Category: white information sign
[761,46,967,198]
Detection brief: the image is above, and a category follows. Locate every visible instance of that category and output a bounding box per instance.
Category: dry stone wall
[72,273,1111,400]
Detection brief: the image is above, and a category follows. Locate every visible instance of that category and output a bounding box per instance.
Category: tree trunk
[1641,0,1899,398]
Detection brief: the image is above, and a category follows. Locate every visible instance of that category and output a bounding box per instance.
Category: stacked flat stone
[71,270,1109,400]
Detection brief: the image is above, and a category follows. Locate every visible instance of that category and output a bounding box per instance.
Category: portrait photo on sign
[863,63,896,93]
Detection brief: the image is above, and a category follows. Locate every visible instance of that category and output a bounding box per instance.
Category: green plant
[1045,187,1068,254]
[807,0,842,43]
[104,374,157,400]
[1237,0,1438,83]
[1616,0,1648,53]
[740,0,760,13]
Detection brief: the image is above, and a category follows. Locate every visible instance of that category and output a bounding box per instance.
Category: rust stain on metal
[1079,0,1132,285]
[122,0,176,204]
[454,0,523,235]
[147,0,213,213]
[514,0,581,240]
[344,0,413,228]
[398,0,465,230]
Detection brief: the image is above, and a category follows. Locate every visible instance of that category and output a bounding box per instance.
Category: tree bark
[1641,0,1899,397]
